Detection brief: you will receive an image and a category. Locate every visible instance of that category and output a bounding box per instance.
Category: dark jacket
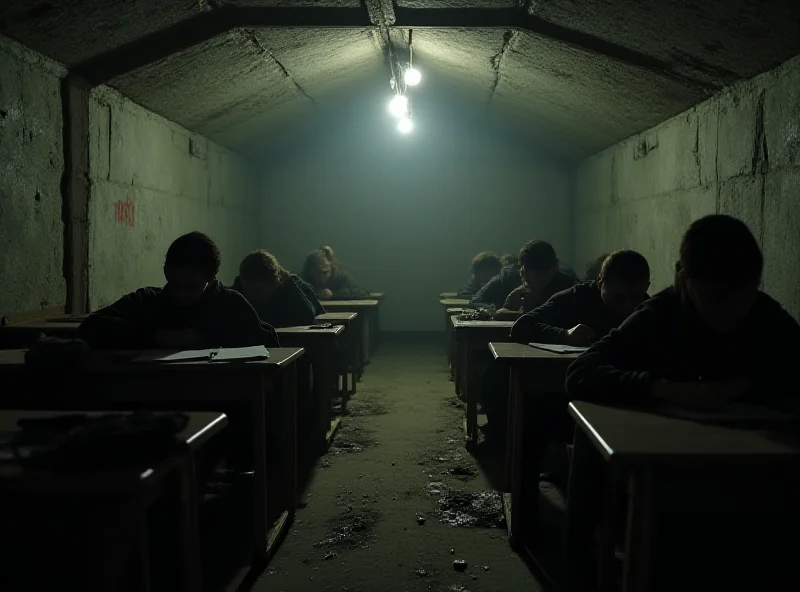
[503,270,577,313]
[511,281,636,344]
[469,266,521,309]
[470,267,576,310]
[304,268,369,300]
[232,272,318,328]
[294,275,326,316]
[78,280,279,349]
[457,277,486,299]
[565,287,800,407]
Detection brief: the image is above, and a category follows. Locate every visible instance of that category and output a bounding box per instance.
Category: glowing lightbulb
[397,117,413,134]
[388,94,408,117]
[404,68,421,86]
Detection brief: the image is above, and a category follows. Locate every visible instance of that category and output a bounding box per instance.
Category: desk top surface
[276,325,345,336]
[441,298,471,307]
[451,316,514,329]
[0,347,305,372]
[490,341,581,361]
[370,292,386,299]
[316,312,358,321]
[0,410,227,491]
[569,401,800,466]
[439,292,459,299]
[323,300,380,308]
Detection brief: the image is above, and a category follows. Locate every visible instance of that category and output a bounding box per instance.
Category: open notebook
[529,342,589,354]
[132,346,269,364]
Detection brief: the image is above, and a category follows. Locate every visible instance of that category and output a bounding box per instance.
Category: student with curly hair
[301,246,369,301]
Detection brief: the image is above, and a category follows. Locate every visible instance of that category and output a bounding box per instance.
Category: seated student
[566,215,800,410]
[79,232,279,349]
[499,253,517,268]
[510,250,650,346]
[491,241,576,320]
[232,250,319,328]
[457,251,503,298]
[584,252,610,281]
[567,215,800,591]
[301,246,369,301]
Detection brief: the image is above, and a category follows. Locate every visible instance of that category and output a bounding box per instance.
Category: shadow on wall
[254,71,575,331]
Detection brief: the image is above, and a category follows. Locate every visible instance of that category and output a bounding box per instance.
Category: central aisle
[256,341,544,591]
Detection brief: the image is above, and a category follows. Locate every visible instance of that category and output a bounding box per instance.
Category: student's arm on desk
[470,273,512,309]
[226,293,281,347]
[77,289,158,349]
[510,292,574,344]
[565,304,662,406]
[329,270,369,300]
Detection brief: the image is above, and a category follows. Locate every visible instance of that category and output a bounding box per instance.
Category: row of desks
[0,295,386,590]
[444,307,800,591]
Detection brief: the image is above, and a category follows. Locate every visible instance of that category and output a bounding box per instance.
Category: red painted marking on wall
[114,200,135,228]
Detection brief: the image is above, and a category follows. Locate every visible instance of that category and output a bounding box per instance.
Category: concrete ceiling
[2,0,800,156]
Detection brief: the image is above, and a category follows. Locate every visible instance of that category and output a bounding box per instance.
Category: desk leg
[456,336,466,399]
[504,366,518,490]
[622,470,655,592]
[361,313,371,367]
[507,368,525,547]
[177,456,203,592]
[317,347,340,449]
[252,381,269,564]
[282,364,298,511]
[464,345,479,449]
[564,428,605,592]
[371,306,380,354]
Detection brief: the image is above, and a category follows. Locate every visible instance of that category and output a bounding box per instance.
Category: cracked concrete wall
[88,86,261,309]
[572,54,800,319]
[0,35,66,318]
[258,81,572,332]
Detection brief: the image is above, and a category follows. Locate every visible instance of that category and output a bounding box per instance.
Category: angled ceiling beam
[70,2,717,92]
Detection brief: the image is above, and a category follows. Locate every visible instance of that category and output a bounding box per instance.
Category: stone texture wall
[0,35,66,317]
[572,55,800,319]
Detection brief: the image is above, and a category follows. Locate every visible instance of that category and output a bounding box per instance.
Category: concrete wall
[259,81,572,332]
[0,34,261,316]
[572,54,800,319]
[88,87,261,308]
[0,35,66,317]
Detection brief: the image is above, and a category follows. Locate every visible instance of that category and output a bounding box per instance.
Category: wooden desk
[322,300,379,369]
[0,410,227,592]
[440,298,470,308]
[490,342,579,552]
[567,402,800,592]
[0,347,303,585]
[367,292,385,353]
[451,316,513,448]
[443,307,468,385]
[276,325,345,449]
[0,320,80,348]
[440,291,459,299]
[316,312,359,396]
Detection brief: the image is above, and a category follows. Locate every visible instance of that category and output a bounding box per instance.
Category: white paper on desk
[528,342,589,354]
[656,402,797,422]
[132,346,269,363]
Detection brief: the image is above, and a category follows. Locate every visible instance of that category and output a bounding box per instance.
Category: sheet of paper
[528,342,589,354]
[132,346,269,363]
[211,346,269,362]
[132,349,217,363]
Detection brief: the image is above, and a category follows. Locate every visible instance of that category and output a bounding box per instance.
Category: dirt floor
[253,340,546,592]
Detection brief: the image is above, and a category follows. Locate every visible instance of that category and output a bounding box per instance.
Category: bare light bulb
[388,95,408,117]
[404,68,421,86]
[397,117,413,134]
